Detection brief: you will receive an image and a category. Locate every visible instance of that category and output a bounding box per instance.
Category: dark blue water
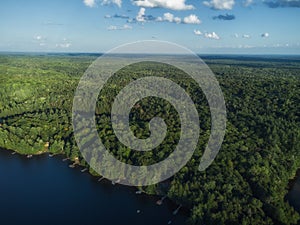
[287,172,300,215]
[0,149,187,225]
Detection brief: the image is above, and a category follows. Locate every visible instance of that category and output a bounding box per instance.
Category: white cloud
[83,0,96,7]
[107,24,132,30]
[102,0,122,7]
[108,25,118,30]
[35,35,43,40]
[34,35,47,41]
[238,44,254,49]
[56,43,72,48]
[203,0,235,10]
[261,32,269,38]
[173,17,182,23]
[242,34,251,38]
[234,33,239,38]
[204,32,220,40]
[83,0,122,8]
[132,0,194,10]
[163,12,175,22]
[183,14,201,24]
[136,7,146,22]
[123,24,132,29]
[156,13,182,23]
[243,0,253,7]
[194,29,202,35]
[156,13,201,24]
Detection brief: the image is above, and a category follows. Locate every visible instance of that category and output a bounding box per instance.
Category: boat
[156,196,167,205]
[98,177,104,182]
[27,155,33,159]
[135,190,143,194]
[156,200,163,205]
[11,152,16,155]
[81,168,88,172]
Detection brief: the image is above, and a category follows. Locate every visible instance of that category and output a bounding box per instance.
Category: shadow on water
[286,169,300,218]
[0,149,188,225]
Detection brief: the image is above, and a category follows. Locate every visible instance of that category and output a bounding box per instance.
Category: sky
[0,0,299,54]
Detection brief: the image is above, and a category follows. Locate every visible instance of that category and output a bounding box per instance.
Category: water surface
[0,149,187,225]
[287,171,300,215]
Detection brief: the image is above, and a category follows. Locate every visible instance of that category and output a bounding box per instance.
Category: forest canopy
[0,53,299,224]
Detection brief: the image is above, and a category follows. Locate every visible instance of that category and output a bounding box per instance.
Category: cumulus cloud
[128,8,156,23]
[203,0,235,10]
[194,29,202,35]
[83,0,122,7]
[34,35,47,42]
[136,7,146,22]
[264,0,300,8]
[132,0,194,10]
[107,24,132,30]
[261,32,269,38]
[204,32,220,40]
[34,35,43,41]
[33,35,47,47]
[156,13,200,24]
[156,13,182,23]
[163,12,175,22]
[213,13,235,20]
[183,14,201,24]
[242,34,251,38]
[102,0,122,7]
[83,0,96,7]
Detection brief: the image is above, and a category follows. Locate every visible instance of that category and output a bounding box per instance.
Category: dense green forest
[0,53,299,225]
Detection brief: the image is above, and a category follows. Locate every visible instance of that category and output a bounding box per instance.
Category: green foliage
[0,54,299,224]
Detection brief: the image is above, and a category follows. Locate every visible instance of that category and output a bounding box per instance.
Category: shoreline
[0,147,189,225]
[287,168,300,191]
[1,147,190,217]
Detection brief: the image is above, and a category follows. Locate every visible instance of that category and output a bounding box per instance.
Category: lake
[0,149,187,225]
[287,170,300,216]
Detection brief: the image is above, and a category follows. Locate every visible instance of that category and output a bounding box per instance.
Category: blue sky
[0,0,299,54]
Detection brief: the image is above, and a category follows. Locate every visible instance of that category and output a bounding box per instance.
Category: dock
[69,163,75,168]
[156,196,167,205]
[98,177,105,182]
[81,168,88,173]
[173,204,182,215]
